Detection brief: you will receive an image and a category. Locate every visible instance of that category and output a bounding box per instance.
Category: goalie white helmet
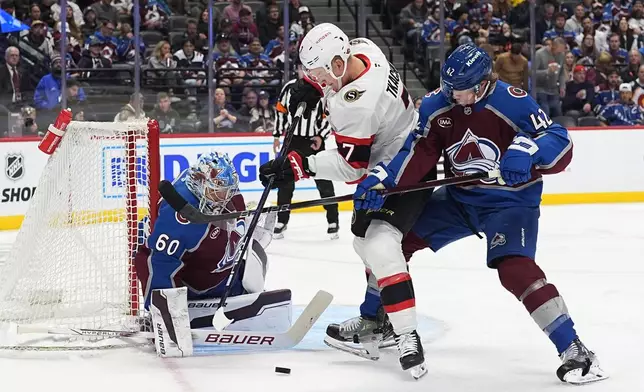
[299,23,351,90]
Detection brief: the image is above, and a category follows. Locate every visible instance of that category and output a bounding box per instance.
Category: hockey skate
[324,308,395,360]
[396,330,427,380]
[273,223,287,239]
[327,222,339,240]
[556,339,608,384]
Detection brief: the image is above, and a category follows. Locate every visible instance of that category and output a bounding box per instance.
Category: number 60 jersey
[387,80,573,208]
[305,38,418,184]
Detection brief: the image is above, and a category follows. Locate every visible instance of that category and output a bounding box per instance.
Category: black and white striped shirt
[273,79,331,139]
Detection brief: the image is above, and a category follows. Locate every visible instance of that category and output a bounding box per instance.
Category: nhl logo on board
[5,153,24,181]
[437,117,453,128]
[344,89,365,102]
[464,106,472,116]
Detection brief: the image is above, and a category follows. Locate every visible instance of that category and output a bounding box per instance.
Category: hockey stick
[16,290,333,350]
[158,169,501,225]
[211,102,307,331]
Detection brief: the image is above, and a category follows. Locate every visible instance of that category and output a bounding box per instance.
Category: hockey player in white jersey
[259,23,432,379]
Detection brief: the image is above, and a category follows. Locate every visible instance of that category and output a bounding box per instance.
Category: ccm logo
[205,333,275,345]
[437,117,452,128]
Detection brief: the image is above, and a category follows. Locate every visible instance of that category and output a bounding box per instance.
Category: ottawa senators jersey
[307,38,417,183]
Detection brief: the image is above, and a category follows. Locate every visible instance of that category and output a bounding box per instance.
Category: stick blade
[158,180,209,224]
[212,308,234,331]
[286,290,333,344]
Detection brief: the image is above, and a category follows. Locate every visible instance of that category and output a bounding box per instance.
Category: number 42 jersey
[387,81,574,208]
[306,38,418,184]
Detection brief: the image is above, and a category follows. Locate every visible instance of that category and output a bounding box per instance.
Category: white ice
[0,204,643,392]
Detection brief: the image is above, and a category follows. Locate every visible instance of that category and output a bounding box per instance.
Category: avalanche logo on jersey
[212,231,239,273]
[445,129,501,184]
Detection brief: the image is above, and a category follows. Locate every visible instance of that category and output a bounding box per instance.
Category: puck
[275,367,291,374]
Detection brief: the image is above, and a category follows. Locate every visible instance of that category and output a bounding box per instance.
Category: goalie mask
[186,152,239,215]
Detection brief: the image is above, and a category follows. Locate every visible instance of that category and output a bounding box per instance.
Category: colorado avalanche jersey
[134,170,247,310]
[387,81,573,208]
[308,38,417,183]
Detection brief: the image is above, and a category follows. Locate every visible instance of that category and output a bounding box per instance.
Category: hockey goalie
[134,152,291,357]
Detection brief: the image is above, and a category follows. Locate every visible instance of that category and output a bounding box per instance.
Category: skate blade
[563,364,609,385]
[329,232,339,240]
[323,335,380,360]
[273,232,285,239]
[408,363,428,380]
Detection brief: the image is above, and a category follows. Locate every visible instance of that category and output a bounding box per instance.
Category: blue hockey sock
[359,286,381,319]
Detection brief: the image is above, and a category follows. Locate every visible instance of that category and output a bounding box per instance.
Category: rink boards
[0,127,642,230]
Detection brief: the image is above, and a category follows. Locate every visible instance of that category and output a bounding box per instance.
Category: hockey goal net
[0,118,160,349]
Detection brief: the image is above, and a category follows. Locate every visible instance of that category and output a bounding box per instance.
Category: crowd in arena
[0,0,642,137]
[0,0,315,136]
[391,0,644,126]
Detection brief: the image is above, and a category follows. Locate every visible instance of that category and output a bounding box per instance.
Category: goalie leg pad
[188,289,292,332]
[241,239,269,294]
[151,287,194,357]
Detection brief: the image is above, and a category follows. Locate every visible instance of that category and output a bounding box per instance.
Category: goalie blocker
[151,287,292,357]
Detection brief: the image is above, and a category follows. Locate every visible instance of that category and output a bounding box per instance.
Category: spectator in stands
[563,51,575,81]
[223,0,252,24]
[259,4,282,46]
[231,8,259,52]
[630,65,644,109]
[31,0,54,26]
[0,47,29,108]
[238,88,259,127]
[565,4,585,34]
[24,4,42,27]
[397,0,429,46]
[174,38,206,96]
[111,0,133,15]
[562,65,595,117]
[65,79,87,120]
[494,42,529,90]
[23,20,55,59]
[172,19,207,53]
[207,87,238,130]
[617,17,638,51]
[598,83,644,125]
[55,8,83,43]
[85,20,119,63]
[115,92,146,122]
[20,106,39,136]
[149,92,181,133]
[148,40,178,87]
[534,37,567,117]
[607,33,628,63]
[536,3,556,42]
[143,2,169,34]
[212,33,245,86]
[492,0,512,22]
[572,34,600,63]
[629,0,644,33]
[115,23,145,63]
[82,8,99,38]
[242,37,279,87]
[544,12,576,47]
[51,0,84,26]
[621,49,642,82]
[198,8,221,43]
[90,0,118,25]
[573,16,594,47]
[77,36,112,79]
[34,56,86,110]
[283,0,314,26]
[481,4,503,42]
[594,51,614,90]
[593,69,621,113]
[249,90,276,133]
[414,97,422,110]
[290,6,314,38]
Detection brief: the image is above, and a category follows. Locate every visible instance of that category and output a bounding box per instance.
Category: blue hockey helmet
[440,43,492,103]
[186,152,239,215]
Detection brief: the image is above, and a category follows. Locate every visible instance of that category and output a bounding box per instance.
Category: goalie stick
[208,101,307,331]
[15,290,333,350]
[158,169,502,224]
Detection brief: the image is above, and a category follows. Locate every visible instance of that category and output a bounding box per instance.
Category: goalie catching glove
[259,151,314,188]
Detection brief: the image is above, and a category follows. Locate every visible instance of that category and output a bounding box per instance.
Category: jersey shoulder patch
[487,81,557,133]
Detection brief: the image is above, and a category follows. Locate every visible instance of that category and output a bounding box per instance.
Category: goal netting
[0,119,160,350]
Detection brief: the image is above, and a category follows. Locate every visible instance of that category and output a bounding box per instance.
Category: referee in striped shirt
[272,71,339,239]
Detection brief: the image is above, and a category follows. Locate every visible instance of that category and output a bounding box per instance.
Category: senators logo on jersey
[344,89,366,102]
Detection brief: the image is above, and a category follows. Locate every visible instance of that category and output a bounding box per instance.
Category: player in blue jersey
[336,44,608,385]
[134,152,291,332]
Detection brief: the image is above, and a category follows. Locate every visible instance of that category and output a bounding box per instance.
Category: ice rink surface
[0,203,643,392]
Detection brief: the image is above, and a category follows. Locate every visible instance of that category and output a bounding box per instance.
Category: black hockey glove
[259,151,315,188]
[289,78,322,119]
